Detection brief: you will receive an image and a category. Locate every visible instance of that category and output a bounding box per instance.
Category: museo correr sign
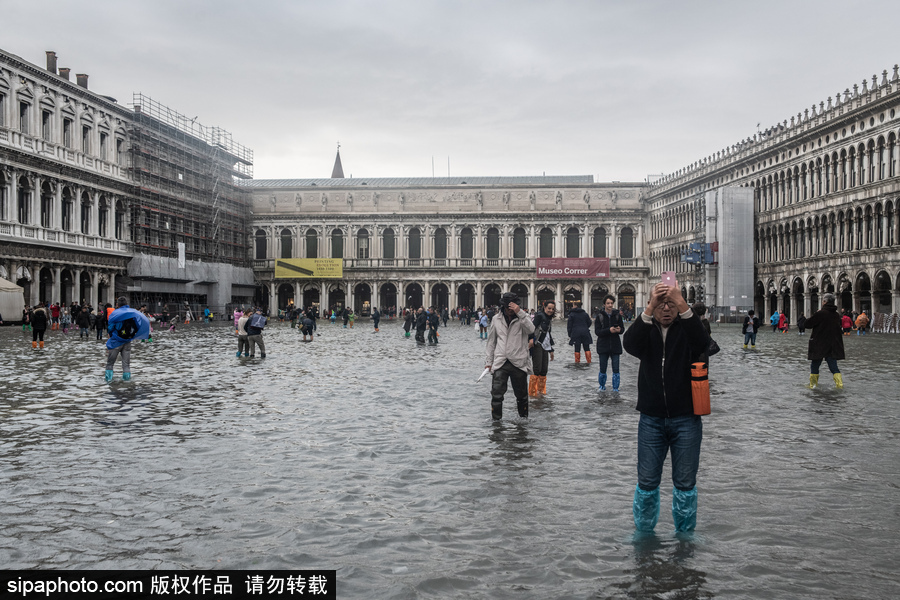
[536,258,610,279]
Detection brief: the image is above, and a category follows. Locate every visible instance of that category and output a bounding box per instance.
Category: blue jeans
[637,414,702,492]
[810,358,840,374]
[743,332,757,345]
[596,352,620,374]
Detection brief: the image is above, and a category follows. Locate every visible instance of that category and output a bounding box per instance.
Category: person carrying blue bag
[105,296,151,382]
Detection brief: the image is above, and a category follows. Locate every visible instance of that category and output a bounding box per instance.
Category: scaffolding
[126,93,253,266]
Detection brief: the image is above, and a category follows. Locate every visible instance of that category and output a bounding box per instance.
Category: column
[501,281,509,294]
[609,224,619,258]
[475,280,483,308]
[90,191,99,237]
[423,281,431,308]
[109,273,116,303]
[294,281,301,307]
[556,225,564,258]
[320,280,328,312]
[90,270,99,308]
[268,281,277,316]
[31,263,40,306]
[449,281,456,309]
[52,266,61,305]
[9,169,19,223]
[529,281,536,308]
[556,281,563,307]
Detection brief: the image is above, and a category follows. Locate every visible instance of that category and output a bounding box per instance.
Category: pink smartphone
[661,271,676,286]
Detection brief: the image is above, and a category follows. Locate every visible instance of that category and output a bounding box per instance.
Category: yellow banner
[274,258,343,279]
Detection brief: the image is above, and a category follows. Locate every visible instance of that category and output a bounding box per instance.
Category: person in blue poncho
[105,296,151,382]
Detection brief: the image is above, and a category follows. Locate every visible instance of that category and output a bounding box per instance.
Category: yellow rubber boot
[833,373,843,389]
[807,374,819,389]
[528,376,538,398]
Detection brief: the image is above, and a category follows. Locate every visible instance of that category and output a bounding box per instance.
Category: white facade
[246,177,650,316]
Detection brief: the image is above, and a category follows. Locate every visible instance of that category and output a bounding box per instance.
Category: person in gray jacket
[485,292,535,420]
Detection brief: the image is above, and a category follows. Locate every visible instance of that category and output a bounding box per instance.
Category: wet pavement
[1,317,899,599]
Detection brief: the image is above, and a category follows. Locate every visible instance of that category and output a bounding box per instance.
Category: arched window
[357,228,369,259]
[486,227,500,259]
[383,227,395,259]
[255,229,267,260]
[513,227,526,259]
[620,227,634,259]
[434,227,447,259]
[114,199,125,240]
[331,228,344,259]
[460,227,474,259]
[306,228,318,259]
[80,192,91,234]
[408,227,421,259]
[280,228,292,259]
[566,227,580,258]
[98,195,109,237]
[593,227,607,258]
[539,227,553,258]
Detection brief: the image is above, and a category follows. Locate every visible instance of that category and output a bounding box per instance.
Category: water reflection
[609,535,711,599]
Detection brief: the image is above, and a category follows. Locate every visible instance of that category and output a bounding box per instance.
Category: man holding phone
[623,277,710,532]
[485,292,535,420]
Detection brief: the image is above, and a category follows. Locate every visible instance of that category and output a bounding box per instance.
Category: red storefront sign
[536,258,610,279]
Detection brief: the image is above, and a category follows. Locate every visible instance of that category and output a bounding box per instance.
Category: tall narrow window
[116,138,124,164]
[357,228,369,259]
[306,229,318,258]
[460,228,473,259]
[0,92,6,127]
[42,110,51,141]
[80,193,91,234]
[19,102,29,134]
[98,197,109,237]
[82,125,91,154]
[566,227,580,258]
[17,177,31,224]
[513,228,526,259]
[620,227,634,259]
[383,228,395,259]
[63,118,73,148]
[593,227,607,258]
[331,229,343,259]
[99,132,108,160]
[486,227,500,259]
[539,227,553,258]
[114,200,125,240]
[408,228,421,259]
[434,228,447,259]
[40,185,52,228]
[255,230,267,259]
[280,228,292,258]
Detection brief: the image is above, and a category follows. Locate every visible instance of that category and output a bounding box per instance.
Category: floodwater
[1,317,898,599]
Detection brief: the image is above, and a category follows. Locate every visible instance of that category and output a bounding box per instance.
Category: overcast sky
[5,1,900,182]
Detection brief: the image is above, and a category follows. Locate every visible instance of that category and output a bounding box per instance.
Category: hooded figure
[105,297,151,382]
[804,294,845,389]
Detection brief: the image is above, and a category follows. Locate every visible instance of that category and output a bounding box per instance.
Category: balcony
[0,222,130,254]
[253,257,649,270]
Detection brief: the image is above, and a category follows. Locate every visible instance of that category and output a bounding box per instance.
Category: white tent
[0,277,24,323]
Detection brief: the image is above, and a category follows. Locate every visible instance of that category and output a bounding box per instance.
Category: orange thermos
[691,362,711,416]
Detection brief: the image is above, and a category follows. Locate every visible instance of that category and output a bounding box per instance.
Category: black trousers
[532,344,550,376]
[415,328,426,342]
[490,361,529,419]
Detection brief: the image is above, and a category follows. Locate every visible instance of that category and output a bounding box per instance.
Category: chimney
[46,51,57,74]
[59,68,70,81]
[76,73,88,89]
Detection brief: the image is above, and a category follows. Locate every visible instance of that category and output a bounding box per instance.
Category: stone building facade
[645,65,900,324]
[0,48,255,316]
[0,49,131,309]
[245,176,649,316]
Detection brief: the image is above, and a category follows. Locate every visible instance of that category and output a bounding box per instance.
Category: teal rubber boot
[105,370,114,382]
[236,351,242,357]
[122,372,131,381]
[598,372,607,391]
[672,487,698,532]
[612,373,620,392]
[633,485,660,532]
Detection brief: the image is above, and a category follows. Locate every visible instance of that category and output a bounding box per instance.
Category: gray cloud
[7,0,900,180]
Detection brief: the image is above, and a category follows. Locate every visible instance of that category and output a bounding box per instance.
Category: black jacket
[623,312,710,418]
[594,309,624,355]
[532,310,554,349]
[805,304,844,360]
[415,312,427,331]
[566,307,593,342]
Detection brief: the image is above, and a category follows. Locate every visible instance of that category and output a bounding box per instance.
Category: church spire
[331,142,345,178]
